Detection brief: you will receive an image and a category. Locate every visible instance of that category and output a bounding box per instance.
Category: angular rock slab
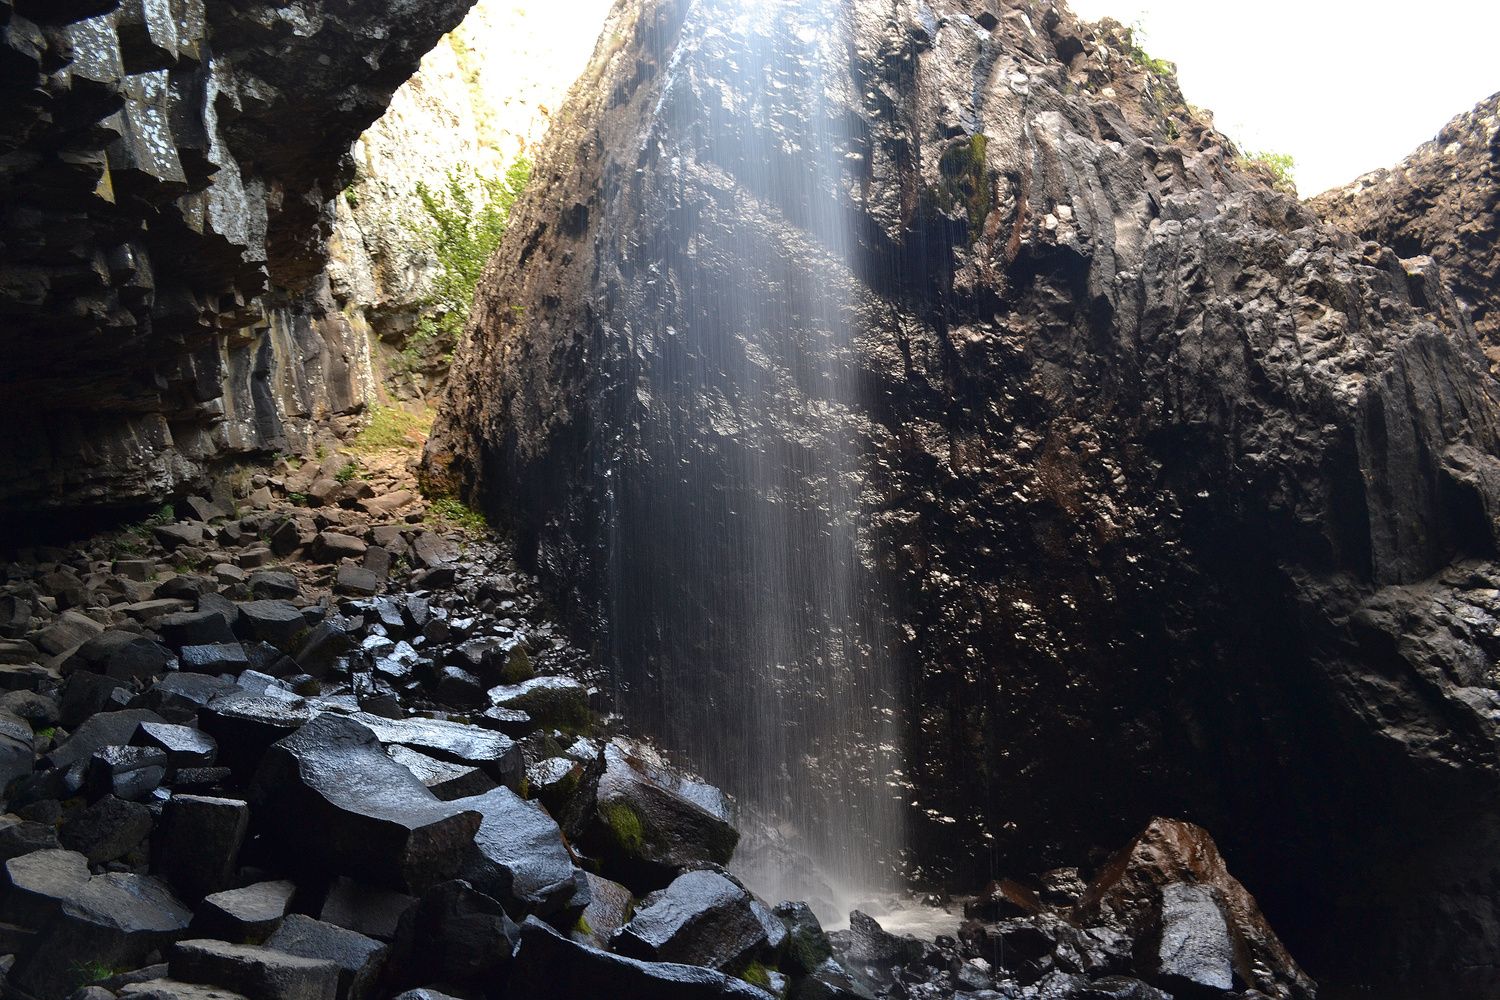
[2,849,192,999]
[265,914,387,1000]
[196,880,296,943]
[249,714,481,893]
[572,739,738,892]
[171,938,339,1000]
[451,785,585,919]
[348,711,523,788]
[386,879,518,992]
[512,916,773,1000]
[612,869,767,971]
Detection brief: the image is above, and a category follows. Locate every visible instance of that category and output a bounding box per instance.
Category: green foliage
[287,492,310,507]
[935,133,993,242]
[412,158,532,342]
[109,503,176,557]
[71,961,119,989]
[1238,149,1298,195]
[343,186,360,210]
[34,726,55,743]
[1125,22,1174,76]
[427,497,488,535]
[601,802,645,855]
[335,461,364,484]
[352,406,432,455]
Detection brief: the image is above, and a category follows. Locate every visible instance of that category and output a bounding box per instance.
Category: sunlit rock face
[1312,91,1500,370]
[431,0,1500,993]
[0,0,474,517]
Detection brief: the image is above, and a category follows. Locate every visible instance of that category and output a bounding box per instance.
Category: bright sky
[1066,0,1500,196]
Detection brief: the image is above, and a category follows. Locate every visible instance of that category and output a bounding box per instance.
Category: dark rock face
[1311,92,1499,367]
[0,0,475,517]
[428,0,1500,992]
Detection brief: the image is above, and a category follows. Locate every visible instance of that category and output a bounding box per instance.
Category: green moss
[935,133,993,242]
[33,726,55,743]
[574,913,594,936]
[352,406,432,455]
[500,646,535,684]
[601,801,645,856]
[71,961,119,989]
[740,960,774,990]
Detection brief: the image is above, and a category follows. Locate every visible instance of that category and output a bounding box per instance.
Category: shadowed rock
[611,869,767,972]
[451,785,585,919]
[249,714,481,893]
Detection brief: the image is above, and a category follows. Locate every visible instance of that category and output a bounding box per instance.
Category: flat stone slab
[346,712,522,787]
[250,714,481,893]
[170,939,339,1000]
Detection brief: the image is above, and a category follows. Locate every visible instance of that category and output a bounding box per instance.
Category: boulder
[2,850,192,1000]
[235,600,310,651]
[487,675,589,730]
[611,869,767,971]
[1077,819,1313,1000]
[335,565,380,597]
[387,744,496,801]
[66,630,176,682]
[572,871,633,950]
[1151,883,1235,996]
[570,740,738,892]
[196,880,297,943]
[170,939,339,1000]
[58,794,153,864]
[451,785,585,919]
[386,879,518,991]
[318,877,415,942]
[198,692,314,776]
[249,571,301,599]
[249,714,481,893]
[132,721,218,770]
[0,813,61,860]
[315,533,368,563]
[37,610,105,656]
[153,795,250,901]
[180,643,252,675]
[84,744,168,800]
[511,916,773,999]
[160,610,237,649]
[120,981,251,1000]
[348,712,523,788]
[265,915,387,1000]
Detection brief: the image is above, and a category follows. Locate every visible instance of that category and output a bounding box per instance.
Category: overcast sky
[1066,0,1500,195]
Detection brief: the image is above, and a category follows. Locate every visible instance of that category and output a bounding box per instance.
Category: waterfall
[593,0,906,920]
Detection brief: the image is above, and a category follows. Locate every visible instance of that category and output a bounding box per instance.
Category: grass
[335,461,364,484]
[351,406,432,456]
[426,497,488,535]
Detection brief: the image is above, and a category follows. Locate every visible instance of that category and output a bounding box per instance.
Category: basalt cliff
[428,0,1500,994]
[0,0,475,521]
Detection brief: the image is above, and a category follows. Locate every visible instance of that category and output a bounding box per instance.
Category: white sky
[1066,0,1500,196]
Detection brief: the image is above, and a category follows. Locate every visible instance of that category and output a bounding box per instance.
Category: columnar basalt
[1311,91,1500,369]
[429,0,1500,993]
[0,0,475,518]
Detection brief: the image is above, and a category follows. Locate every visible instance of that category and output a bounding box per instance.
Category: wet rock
[348,712,523,788]
[196,880,297,943]
[511,915,774,999]
[265,915,387,1000]
[0,689,58,728]
[198,692,313,776]
[451,785,585,919]
[67,630,176,683]
[137,674,237,722]
[433,665,485,708]
[844,910,921,968]
[153,795,249,901]
[85,744,168,799]
[293,619,357,678]
[2,850,192,1000]
[58,794,153,863]
[386,879,518,990]
[249,714,481,893]
[487,675,589,730]
[318,877,415,942]
[59,673,134,729]
[527,756,583,816]
[119,981,252,1000]
[571,740,738,892]
[775,901,833,974]
[1150,882,1235,996]
[180,643,251,675]
[572,871,633,949]
[170,939,340,1000]
[967,878,1042,920]
[1077,819,1312,1000]
[612,869,767,971]
[387,744,496,801]
[45,709,166,773]
[0,711,34,792]
[235,601,309,651]
[131,721,218,770]
[0,813,60,860]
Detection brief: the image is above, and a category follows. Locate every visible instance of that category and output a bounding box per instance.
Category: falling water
[592,0,907,920]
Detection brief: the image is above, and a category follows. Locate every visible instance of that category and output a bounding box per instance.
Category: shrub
[1238,149,1298,195]
[351,407,432,455]
[412,157,532,342]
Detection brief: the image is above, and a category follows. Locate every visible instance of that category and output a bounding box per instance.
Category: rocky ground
[0,420,1312,1000]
